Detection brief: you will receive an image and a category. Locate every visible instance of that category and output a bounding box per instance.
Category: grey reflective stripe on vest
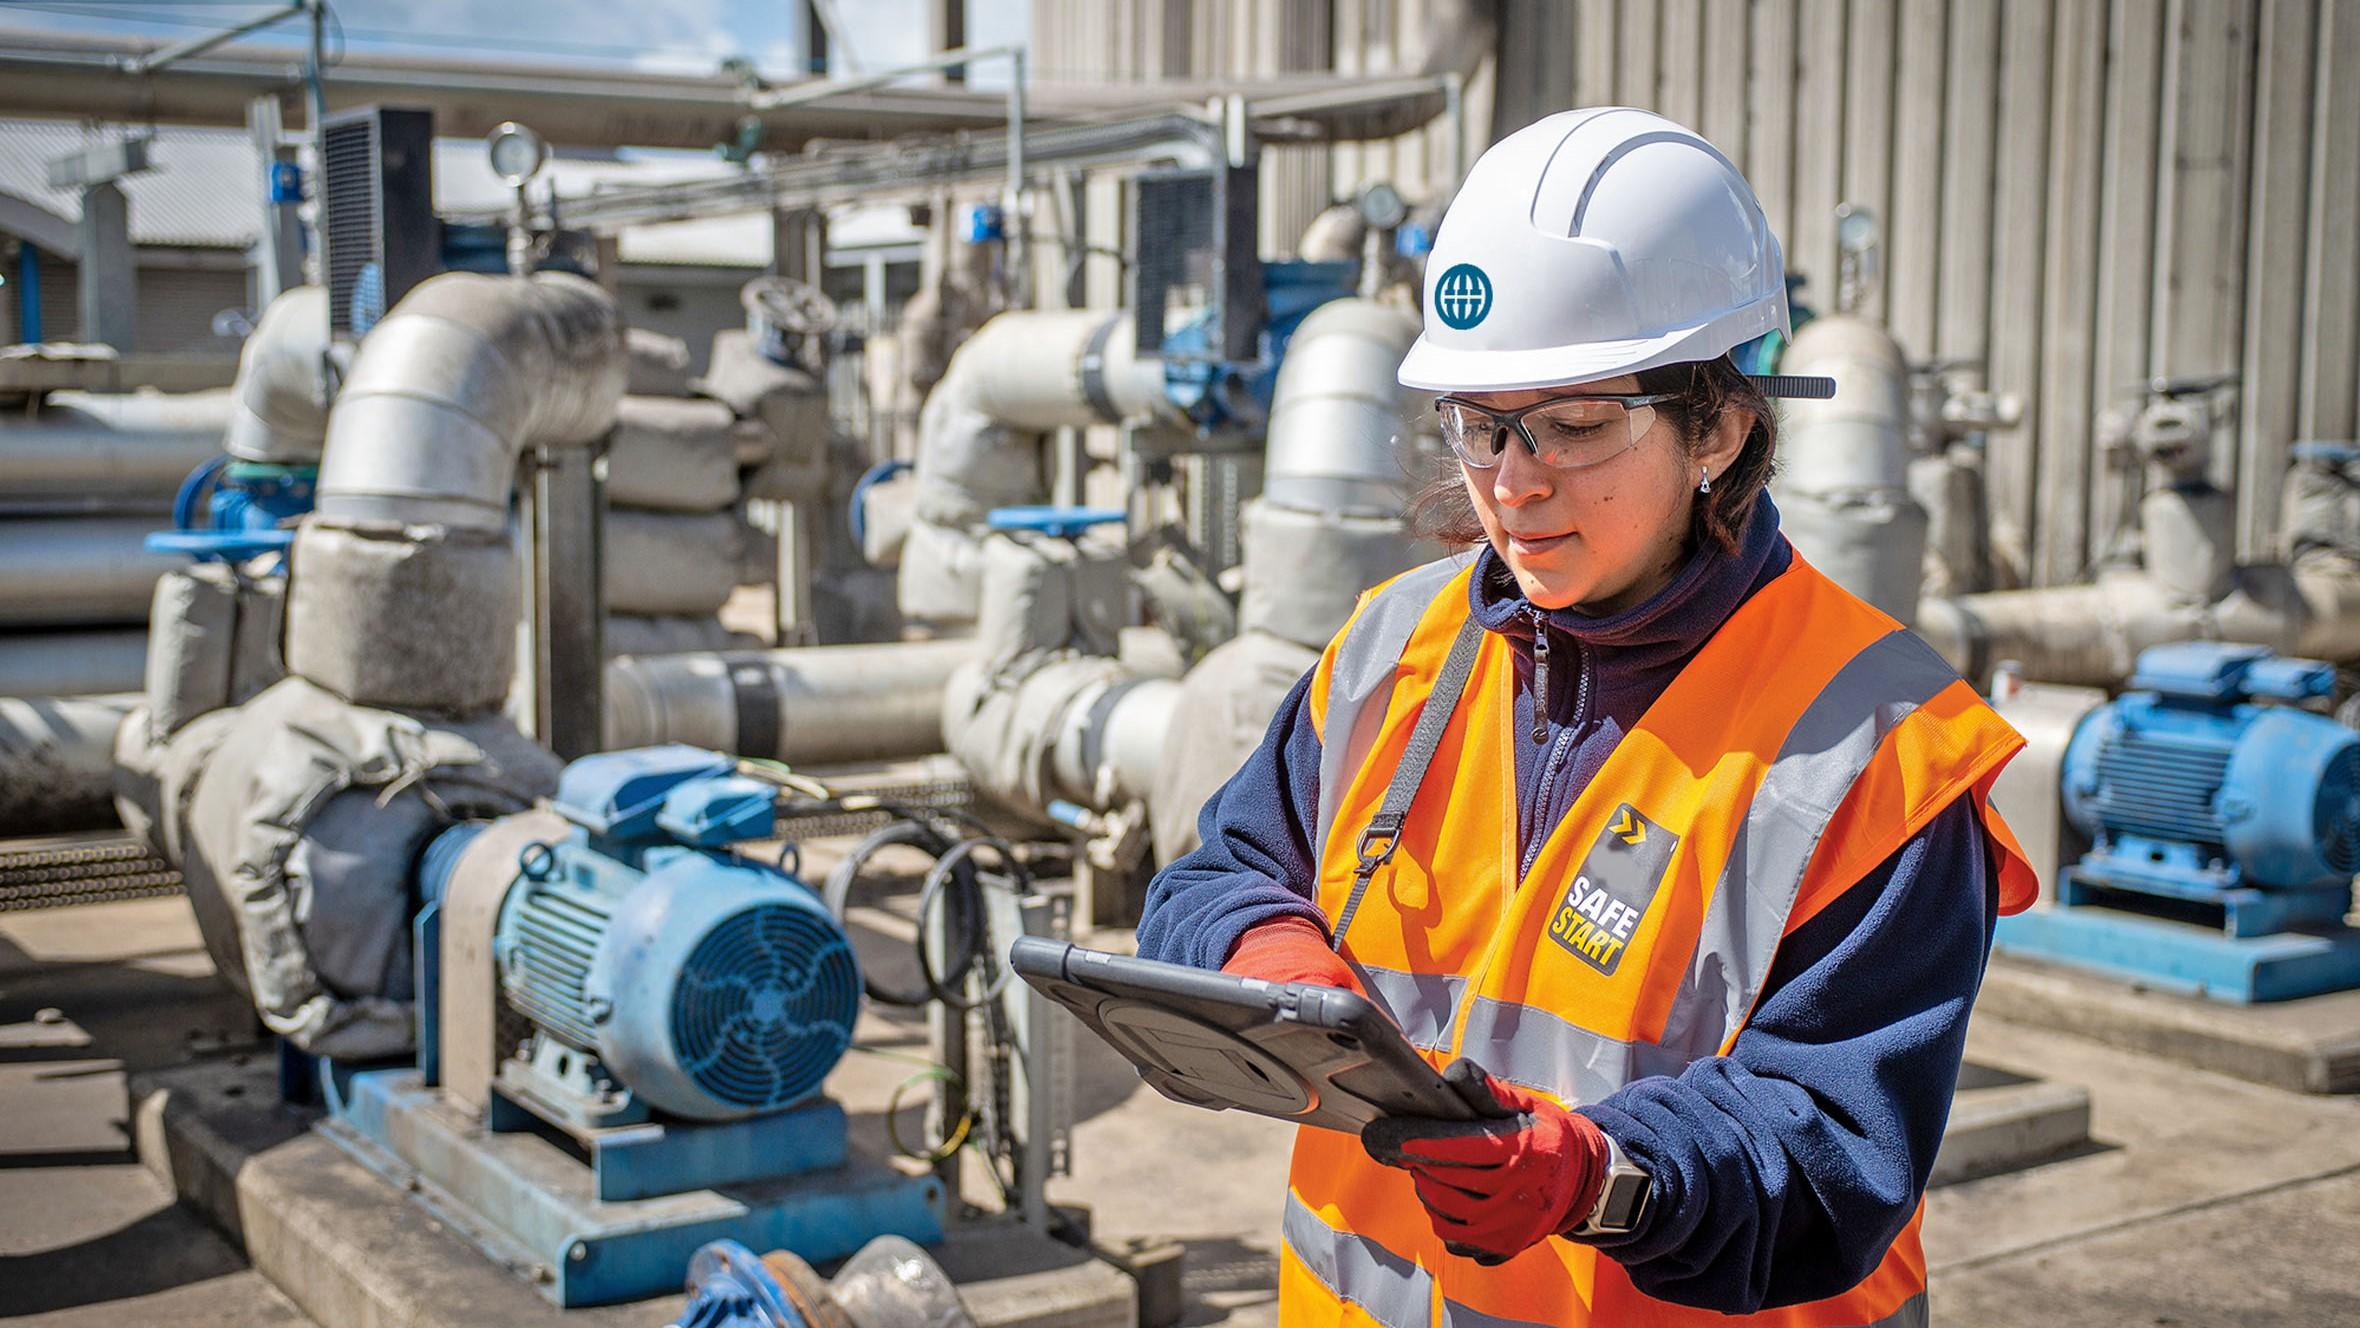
[1314,556,1473,859]
[1355,964,1467,1050]
[1654,629,1965,1065]
[1854,1291,1931,1328]
[1457,995,1689,1105]
[1282,1193,1432,1328]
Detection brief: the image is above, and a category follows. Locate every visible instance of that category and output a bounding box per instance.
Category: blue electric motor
[477,747,861,1122]
[2061,642,2360,911]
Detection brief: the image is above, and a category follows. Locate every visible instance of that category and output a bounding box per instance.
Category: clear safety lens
[1437,398,1652,470]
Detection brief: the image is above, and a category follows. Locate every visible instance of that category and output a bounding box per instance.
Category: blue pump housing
[2061,643,2360,901]
[487,746,861,1122]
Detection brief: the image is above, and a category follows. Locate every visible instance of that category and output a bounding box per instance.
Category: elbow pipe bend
[315,272,626,531]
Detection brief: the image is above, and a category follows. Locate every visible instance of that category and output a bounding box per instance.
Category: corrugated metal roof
[0,118,263,250]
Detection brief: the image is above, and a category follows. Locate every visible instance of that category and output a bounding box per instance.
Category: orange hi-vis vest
[1279,553,2039,1328]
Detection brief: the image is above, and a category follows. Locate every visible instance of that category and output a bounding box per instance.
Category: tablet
[1008,936,1475,1134]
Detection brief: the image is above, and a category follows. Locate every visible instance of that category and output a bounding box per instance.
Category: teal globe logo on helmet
[1434,263,1494,330]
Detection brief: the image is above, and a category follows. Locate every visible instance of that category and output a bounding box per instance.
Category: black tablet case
[1010,936,1475,1133]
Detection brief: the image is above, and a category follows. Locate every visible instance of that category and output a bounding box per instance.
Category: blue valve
[985,505,1126,541]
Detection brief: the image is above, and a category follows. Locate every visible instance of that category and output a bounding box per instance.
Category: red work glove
[1220,916,1367,996]
[1361,1058,1610,1264]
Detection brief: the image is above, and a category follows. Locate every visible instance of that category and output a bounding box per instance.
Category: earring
[1698,466,1712,495]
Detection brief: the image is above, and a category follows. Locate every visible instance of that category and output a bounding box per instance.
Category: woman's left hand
[1361,1058,1610,1263]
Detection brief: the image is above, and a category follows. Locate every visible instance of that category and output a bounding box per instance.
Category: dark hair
[1407,355,1779,554]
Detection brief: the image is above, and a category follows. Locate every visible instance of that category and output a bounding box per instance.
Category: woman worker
[1137,107,2038,1327]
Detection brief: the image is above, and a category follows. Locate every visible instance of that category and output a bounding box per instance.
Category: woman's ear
[1699,405,1754,478]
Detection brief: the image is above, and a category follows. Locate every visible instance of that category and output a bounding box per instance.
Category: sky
[0,0,1031,84]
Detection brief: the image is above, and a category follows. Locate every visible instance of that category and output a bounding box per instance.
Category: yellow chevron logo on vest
[1547,803,1677,976]
[1610,807,1646,846]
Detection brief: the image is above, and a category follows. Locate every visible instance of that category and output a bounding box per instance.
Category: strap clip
[1355,819,1402,876]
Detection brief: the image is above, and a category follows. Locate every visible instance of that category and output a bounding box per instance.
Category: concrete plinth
[1930,1063,2093,1186]
[1977,953,2360,1093]
[130,1056,1136,1328]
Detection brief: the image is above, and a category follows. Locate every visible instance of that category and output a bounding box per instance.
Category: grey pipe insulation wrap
[280,272,626,715]
[312,271,626,531]
[225,283,334,464]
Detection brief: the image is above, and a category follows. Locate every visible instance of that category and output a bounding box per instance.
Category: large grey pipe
[314,271,624,530]
[1243,298,1437,649]
[0,694,135,835]
[1772,316,1928,624]
[285,273,624,713]
[0,630,147,698]
[226,284,333,463]
[901,309,1173,625]
[0,519,184,627]
[0,391,232,509]
[1916,558,2360,687]
[605,640,973,763]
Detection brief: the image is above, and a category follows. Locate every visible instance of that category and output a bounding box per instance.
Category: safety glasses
[1434,392,1679,471]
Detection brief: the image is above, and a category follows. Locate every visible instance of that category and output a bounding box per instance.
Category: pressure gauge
[1835,203,1879,257]
[486,122,548,188]
[1357,181,1410,231]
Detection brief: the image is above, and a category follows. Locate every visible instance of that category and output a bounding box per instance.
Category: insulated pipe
[287,273,624,712]
[902,308,1175,625]
[1773,315,1929,624]
[0,519,183,627]
[225,283,333,463]
[314,272,626,530]
[0,693,135,836]
[0,629,147,697]
[603,640,972,763]
[0,392,232,506]
[1261,299,1428,516]
[1243,298,1437,649]
[1916,558,2360,688]
[911,309,1170,526]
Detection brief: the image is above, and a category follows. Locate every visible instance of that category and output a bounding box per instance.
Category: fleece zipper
[1520,607,1594,882]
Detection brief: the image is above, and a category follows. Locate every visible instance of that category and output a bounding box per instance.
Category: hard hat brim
[1397,297,1789,395]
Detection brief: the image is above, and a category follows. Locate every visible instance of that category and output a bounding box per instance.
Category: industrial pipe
[0,693,135,836]
[901,309,1173,625]
[1772,315,1929,624]
[1916,557,2360,688]
[0,518,183,628]
[604,640,973,763]
[0,391,232,509]
[225,283,333,463]
[313,271,625,530]
[0,629,147,698]
[287,272,624,713]
[1242,298,1437,649]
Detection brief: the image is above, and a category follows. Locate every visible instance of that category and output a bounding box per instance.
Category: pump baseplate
[319,1068,945,1307]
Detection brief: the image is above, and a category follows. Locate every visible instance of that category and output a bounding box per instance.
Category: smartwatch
[1571,1133,1652,1239]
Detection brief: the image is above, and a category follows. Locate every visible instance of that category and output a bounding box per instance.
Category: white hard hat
[1400,107,1824,398]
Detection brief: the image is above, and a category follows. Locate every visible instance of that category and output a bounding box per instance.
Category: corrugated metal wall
[1032,0,1340,269]
[1465,0,2360,583]
[1038,0,2360,586]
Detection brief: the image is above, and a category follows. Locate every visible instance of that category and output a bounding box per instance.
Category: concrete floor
[6,882,2360,1327]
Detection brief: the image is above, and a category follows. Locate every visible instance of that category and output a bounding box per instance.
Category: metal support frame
[926,868,1072,1230]
[246,96,305,303]
[526,439,606,760]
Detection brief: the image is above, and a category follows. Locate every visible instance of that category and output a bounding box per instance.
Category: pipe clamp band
[728,661,781,759]
[1078,317,1122,424]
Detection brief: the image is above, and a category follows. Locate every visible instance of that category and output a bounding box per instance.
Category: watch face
[1597,1172,1650,1232]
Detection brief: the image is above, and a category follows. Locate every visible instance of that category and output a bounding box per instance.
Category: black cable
[821,815,984,1008]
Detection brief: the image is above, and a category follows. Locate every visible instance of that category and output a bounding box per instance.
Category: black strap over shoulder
[1329,616,1486,952]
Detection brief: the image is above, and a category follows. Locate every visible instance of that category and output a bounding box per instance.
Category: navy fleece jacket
[1137,497,1998,1313]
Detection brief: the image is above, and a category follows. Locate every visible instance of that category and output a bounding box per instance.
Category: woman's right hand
[1220,916,1368,997]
